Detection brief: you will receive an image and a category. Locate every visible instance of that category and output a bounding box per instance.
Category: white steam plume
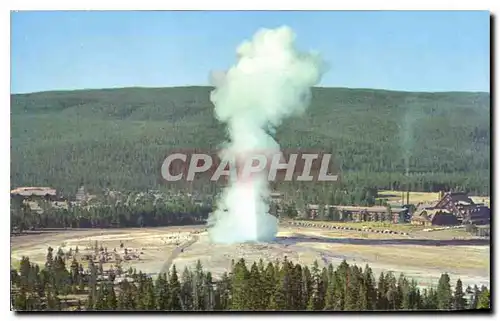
[207,26,326,244]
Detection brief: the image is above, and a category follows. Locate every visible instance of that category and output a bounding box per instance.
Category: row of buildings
[271,191,490,227]
[304,204,408,223]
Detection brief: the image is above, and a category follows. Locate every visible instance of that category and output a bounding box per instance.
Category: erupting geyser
[207,26,326,244]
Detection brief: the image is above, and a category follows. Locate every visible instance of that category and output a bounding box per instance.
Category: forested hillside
[10,86,491,196]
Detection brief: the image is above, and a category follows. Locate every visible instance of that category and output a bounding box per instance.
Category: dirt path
[160,235,199,274]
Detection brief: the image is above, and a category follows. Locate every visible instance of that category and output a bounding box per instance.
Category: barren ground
[11,225,490,289]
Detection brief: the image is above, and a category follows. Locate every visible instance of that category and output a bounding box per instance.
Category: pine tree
[94,283,106,310]
[13,290,27,311]
[307,260,321,310]
[230,258,250,310]
[260,262,276,310]
[477,288,490,309]
[203,272,214,311]
[117,282,127,310]
[469,285,480,309]
[129,282,139,310]
[324,270,336,310]
[117,279,136,310]
[11,268,20,289]
[437,273,452,310]
[268,285,284,311]
[19,256,32,294]
[180,267,194,310]
[144,279,156,310]
[465,285,473,308]
[218,272,231,310]
[408,280,422,310]
[398,274,411,310]
[358,283,368,310]
[70,257,79,293]
[306,293,315,311]
[362,265,376,310]
[333,271,345,310]
[106,283,117,310]
[423,287,438,310]
[258,259,265,275]
[45,247,54,270]
[384,272,399,310]
[289,263,303,310]
[46,290,61,311]
[247,262,262,310]
[271,268,288,310]
[317,267,328,310]
[300,266,312,310]
[155,273,170,310]
[344,266,359,311]
[168,265,182,310]
[193,260,205,311]
[453,279,466,310]
[53,254,68,296]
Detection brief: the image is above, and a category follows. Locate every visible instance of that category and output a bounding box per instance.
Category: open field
[11,225,490,289]
[378,190,440,205]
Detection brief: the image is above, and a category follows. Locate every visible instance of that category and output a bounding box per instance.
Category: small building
[11,187,58,201]
[410,209,459,226]
[410,210,432,226]
[76,186,89,203]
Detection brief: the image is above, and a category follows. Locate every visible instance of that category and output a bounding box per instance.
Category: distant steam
[209,70,227,88]
[402,109,415,177]
[400,97,424,177]
[207,26,326,244]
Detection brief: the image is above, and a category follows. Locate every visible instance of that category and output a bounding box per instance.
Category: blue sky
[11,11,490,94]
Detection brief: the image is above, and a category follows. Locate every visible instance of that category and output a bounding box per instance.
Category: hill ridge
[11,85,491,96]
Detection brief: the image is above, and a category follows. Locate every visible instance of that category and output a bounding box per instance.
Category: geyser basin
[207,26,326,244]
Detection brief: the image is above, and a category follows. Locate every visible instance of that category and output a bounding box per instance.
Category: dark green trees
[453,279,466,310]
[437,273,452,310]
[10,250,490,312]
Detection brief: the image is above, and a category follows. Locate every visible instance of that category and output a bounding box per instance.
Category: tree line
[10,194,212,233]
[10,186,402,233]
[11,248,490,311]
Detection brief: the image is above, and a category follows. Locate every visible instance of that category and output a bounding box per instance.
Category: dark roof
[11,187,57,197]
[446,192,474,204]
[434,192,474,210]
[430,212,459,225]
